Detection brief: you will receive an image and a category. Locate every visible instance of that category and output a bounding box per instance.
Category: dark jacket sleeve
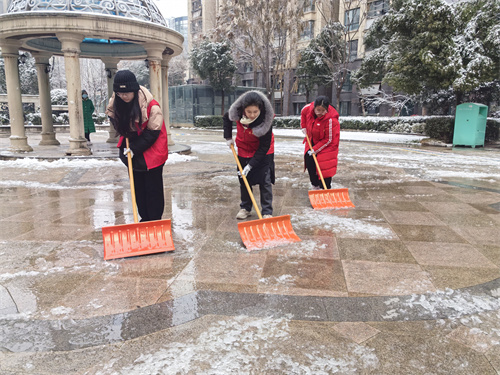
[223,112,234,139]
[249,127,272,168]
[128,128,160,154]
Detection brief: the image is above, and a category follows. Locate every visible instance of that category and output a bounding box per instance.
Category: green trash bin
[453,103,488,148]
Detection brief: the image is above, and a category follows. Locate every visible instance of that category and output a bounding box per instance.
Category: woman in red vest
[105,70,169,222]
[300,96,340,190]
[223,91,275,220]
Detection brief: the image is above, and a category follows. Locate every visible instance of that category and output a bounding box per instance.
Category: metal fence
[168,85,263,125]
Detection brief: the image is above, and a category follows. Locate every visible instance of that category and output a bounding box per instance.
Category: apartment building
[187,0,394,116]
[336,0,392,116]
[187,0,218,83]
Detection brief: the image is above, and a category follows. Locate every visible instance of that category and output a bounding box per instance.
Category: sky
[154,0,188,18]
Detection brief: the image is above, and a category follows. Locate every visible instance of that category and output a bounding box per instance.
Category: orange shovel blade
[308,188,355,210]
[237,215,301,251]
[102,219,174,260]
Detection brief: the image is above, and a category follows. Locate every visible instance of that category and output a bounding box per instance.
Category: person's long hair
[314,96,331,111]
[112,91,142,136]
[237,91,266,119]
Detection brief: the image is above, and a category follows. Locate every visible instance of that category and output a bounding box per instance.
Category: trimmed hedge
[194,115,224,128]
[194,115,500,143]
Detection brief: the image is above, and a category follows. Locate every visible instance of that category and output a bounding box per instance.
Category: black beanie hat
[113,70,140,92]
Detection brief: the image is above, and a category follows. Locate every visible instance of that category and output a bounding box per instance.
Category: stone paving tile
[13,223,95,242]
[376,200,430,212]
[390,224,468,243]
[405,241,498,268]
[259,256,347,294]
[333,322,381,344]
[447,325,500,353]
[422,266,500,289]
[342,260,436,295]
[55,274,169,319]
[450,226,500,246]
[337,238,417,264]
[175,252,267,286]
[420,201,486,214]
[434,212,498,227]
[478,244,500,267]
[0,221,35,240]
[381,210,444,225]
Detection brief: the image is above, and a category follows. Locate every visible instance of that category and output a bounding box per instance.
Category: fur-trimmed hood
[228,90,274,137]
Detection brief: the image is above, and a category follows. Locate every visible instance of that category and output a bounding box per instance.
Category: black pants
[85,133,90,141]
[240,169,273,215]
[305,152,331,189]
[132,164,165,222]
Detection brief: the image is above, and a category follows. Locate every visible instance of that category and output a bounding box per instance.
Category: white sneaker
[236,209,252,220]
[263,214,273,219]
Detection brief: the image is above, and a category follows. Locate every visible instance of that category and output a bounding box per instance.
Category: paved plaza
[0,128,499,374]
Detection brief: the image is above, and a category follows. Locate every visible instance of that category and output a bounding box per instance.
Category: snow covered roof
[7,0,167,27]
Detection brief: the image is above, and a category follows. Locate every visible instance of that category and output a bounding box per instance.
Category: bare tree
[80,58,108,113]
[299,0,368,108]
[215,0,305,112]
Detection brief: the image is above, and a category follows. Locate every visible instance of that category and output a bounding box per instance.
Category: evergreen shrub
[195,115,223,128]
[424,117,455,143]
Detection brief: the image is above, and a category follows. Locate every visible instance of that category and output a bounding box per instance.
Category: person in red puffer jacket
[223,91,275,220]
[300,96,340,190]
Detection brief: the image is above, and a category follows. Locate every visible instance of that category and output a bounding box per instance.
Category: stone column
[57,32,90,156]
[0,40,32,152]
[34,54,60,145]
[101,58,120,143]
[144,43,165,101]
[161,53,175,146]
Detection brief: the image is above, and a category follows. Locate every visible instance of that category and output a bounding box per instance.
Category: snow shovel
[102,138,174,260]
[230,144,301,251]
[305,134,355,210]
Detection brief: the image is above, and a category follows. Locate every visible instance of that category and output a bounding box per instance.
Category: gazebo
[0,0,184,155]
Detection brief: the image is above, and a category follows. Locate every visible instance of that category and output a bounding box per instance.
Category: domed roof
[7,0,167,27]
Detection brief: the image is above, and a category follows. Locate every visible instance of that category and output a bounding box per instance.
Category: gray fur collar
[228,90,274,137]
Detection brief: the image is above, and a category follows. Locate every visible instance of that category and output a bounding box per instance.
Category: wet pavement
[0,128,499,374]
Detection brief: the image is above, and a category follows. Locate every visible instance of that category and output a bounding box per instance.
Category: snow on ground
[100,315,379,375]
[0,158,122,170]
[384,288,500,322]
[274,128,426,144]
[0,180,120,190]
[292,210,395,239]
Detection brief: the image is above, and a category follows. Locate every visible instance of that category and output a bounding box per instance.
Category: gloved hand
[226,138,234,148]
[307,150,315,156]
[124,148,134,158]
[241,164,252,176]
[301,128,307,136]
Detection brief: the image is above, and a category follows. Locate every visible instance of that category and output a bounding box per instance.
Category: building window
[303,0,315,12]
[274,102,282,116]
[243,62,253,72]
[344,8,360,31]
[293,102,306,115]
[271,75,284,90]
[301,20,315,40]
[341,71,352,92]
[242,79,254,87]
[339,101,351,116]
[348,40,358,61]
[368,0,389,18]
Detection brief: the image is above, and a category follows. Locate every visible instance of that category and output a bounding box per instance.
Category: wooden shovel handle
[230,144,262,219]
[305,134,328,190]
[126,138,139,223]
